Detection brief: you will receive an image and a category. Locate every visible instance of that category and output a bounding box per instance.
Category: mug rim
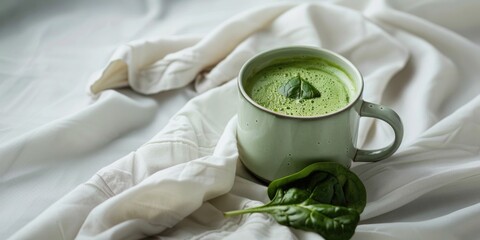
[238,45,364,119]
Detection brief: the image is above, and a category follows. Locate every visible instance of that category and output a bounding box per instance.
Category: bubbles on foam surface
[246,57,355,116]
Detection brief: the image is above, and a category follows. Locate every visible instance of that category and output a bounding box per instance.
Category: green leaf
[278,74,321,100]
[275,204,359,240]
[224,162,366,240]
[267,162,366,213]
[225,202,359,240]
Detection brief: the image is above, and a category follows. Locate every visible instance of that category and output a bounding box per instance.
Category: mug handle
[354,101,404,162]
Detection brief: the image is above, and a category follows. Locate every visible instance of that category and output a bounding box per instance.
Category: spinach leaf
[224,162,366,240]
[268,162,366,213]
[278,74,321,100]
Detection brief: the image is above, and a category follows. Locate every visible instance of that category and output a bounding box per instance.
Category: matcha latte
[244,57,356,117]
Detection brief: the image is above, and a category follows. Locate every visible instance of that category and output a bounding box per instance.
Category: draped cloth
[7,1,480,239]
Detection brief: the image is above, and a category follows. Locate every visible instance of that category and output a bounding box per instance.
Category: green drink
[244,57,355,117]
[238,46,404,181]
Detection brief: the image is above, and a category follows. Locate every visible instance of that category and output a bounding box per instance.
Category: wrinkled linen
[5,0,480,239]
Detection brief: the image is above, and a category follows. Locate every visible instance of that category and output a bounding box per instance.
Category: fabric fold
[88,4,294,96]
[9,0,480,239]
[77,117,239,239]
[11,81,240,240]
[87,36,201,95]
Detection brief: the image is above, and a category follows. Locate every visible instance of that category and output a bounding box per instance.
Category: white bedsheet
[2,0,480,239]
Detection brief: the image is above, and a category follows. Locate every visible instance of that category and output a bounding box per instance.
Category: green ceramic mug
[237,46,403,182]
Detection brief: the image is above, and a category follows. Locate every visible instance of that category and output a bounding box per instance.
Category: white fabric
[2,0,480,239]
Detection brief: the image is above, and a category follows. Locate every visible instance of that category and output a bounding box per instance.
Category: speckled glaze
[237,46,403,182]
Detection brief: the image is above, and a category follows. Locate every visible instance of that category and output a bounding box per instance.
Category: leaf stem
[224,205,280,217]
